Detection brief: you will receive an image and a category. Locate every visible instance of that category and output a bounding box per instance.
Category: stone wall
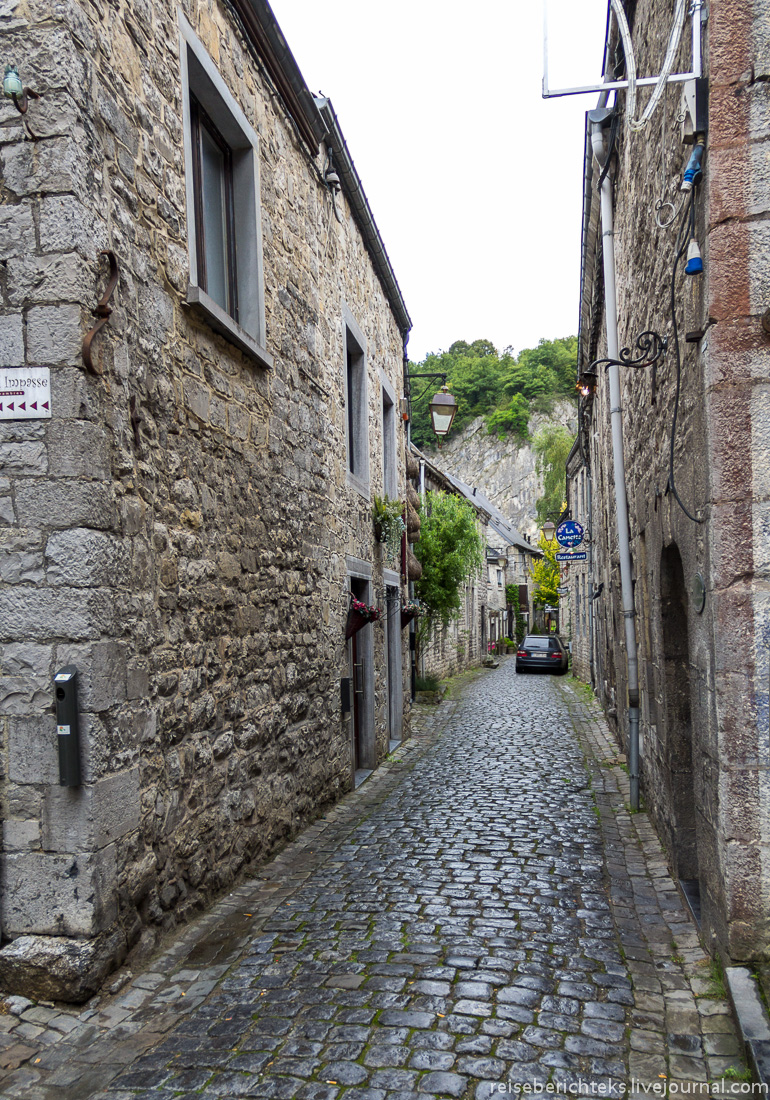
[0,0,410,997]
[582,0,770,959]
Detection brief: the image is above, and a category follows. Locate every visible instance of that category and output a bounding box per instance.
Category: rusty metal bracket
[82,250,118,376]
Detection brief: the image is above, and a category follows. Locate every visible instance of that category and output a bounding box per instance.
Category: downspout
[587,468,595,688]
[590,110,641,811]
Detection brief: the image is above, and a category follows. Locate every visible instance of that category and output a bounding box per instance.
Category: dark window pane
[200,126,229,313]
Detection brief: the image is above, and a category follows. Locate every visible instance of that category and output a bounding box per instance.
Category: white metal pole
[591,122,641,810]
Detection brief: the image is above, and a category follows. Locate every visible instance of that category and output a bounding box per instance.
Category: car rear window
[524,637,550,649]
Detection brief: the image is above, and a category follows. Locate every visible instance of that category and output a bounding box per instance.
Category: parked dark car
[515,634,569,674]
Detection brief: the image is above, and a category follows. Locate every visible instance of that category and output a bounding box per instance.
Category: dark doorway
[660,544,699,884]
[348,576,374,779]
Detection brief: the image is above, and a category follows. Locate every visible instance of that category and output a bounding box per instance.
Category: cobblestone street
[0,661,741,1100]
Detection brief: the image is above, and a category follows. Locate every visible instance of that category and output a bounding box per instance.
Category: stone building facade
[576,0,770,959]
[409,448,488,680]
[0,0,412,999]
[565,439,593,683]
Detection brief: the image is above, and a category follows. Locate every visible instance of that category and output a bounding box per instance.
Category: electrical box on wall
[54,666,81,786]
[681,78,708,142]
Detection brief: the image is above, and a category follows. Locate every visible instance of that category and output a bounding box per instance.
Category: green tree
[408,335,577,451]
[533,423,575,526]
[414,491,484,636]
[529,533,561,609]
[486,393,530,442]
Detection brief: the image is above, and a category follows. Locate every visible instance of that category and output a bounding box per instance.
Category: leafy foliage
[414,491,484,634]
[409,336,577,450]
[529,532,561,609]
[486,393,530,442]
[506,583,528,644]
[532,423,575,526]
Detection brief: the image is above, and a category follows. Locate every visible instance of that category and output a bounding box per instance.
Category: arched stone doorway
[660,544,699,892]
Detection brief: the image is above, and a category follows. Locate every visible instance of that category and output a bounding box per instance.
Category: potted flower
[372,495,406,567]
[346,596,382,639]
[400,599,423,630]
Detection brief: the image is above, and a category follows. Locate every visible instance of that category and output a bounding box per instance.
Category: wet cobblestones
[0,662,741,1099]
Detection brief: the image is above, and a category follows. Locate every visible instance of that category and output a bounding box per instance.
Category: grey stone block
[3,819,41,851]
[2,845,117,936]
[15,480,115,529]
[0,548,45,584]
[8,714,58,784]
[46,421,110,479]
[46,528,128,587]
[184,376,210,421]
[0,203,34,257]
[2,138,91,201]
[42,767,140,852]
[0,313,24,367]
[0,586,117,641]
[0,640,52,715]
[53,641,126,711]
[0,930,126,1004]
[38,195,108,260]
[5,252,92,308]
[49,367,100,420]
[0,440,47,475]
[26,305,83,365]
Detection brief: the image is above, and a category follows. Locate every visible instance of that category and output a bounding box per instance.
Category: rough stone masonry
[0,0,411,998]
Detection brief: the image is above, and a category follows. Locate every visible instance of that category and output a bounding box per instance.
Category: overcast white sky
[269,0,609,362]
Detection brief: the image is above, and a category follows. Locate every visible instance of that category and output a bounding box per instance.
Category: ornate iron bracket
[82,250,119,376]
[589,330,668,374]
[405,370,448,403]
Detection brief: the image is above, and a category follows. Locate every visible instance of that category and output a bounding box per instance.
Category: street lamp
[541,520,557,546]
[406,371,459,446]
[428,385,458,440]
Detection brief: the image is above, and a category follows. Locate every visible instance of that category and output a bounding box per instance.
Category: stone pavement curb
[725,967,770,1086]
[556,676,747,1095]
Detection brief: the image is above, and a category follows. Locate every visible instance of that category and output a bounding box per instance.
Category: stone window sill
[346,469,370,500]
[185,285,273,370]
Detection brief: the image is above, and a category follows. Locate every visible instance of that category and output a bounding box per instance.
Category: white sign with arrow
[0,368,52,420]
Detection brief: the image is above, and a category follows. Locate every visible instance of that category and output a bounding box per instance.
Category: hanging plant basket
[400,600,422,630]
[345,597,381,640]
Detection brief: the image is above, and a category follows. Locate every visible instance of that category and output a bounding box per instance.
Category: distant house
[409,447,540,673]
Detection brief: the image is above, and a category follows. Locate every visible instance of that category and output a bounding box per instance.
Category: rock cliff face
[435,401,577,537]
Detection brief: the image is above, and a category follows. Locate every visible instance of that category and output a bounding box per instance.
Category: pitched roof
[409,445,541,557]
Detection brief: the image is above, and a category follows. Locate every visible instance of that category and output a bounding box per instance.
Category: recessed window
[179,13,272,369]
[343,307,369,494]
[190,95,237,319]
[381,373,398,499]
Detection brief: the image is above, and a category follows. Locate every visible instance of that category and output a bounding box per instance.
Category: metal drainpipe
[587,468,595,689]
[590,115,641,811]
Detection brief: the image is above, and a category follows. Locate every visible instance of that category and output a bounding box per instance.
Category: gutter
[316,97,412,339]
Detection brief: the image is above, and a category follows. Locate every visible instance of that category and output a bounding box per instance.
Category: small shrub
[415,674,440,692]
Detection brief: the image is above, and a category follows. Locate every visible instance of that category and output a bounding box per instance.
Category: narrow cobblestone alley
[0,662,741,1100]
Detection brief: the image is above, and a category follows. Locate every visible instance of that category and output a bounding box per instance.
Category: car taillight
[517,650,526,657]
[550,652,562,658]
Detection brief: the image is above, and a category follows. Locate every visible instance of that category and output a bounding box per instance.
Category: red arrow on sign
[31,402,37,410]
[42,401,49,410]
[8,403,13,411]
[19,403,25,411]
